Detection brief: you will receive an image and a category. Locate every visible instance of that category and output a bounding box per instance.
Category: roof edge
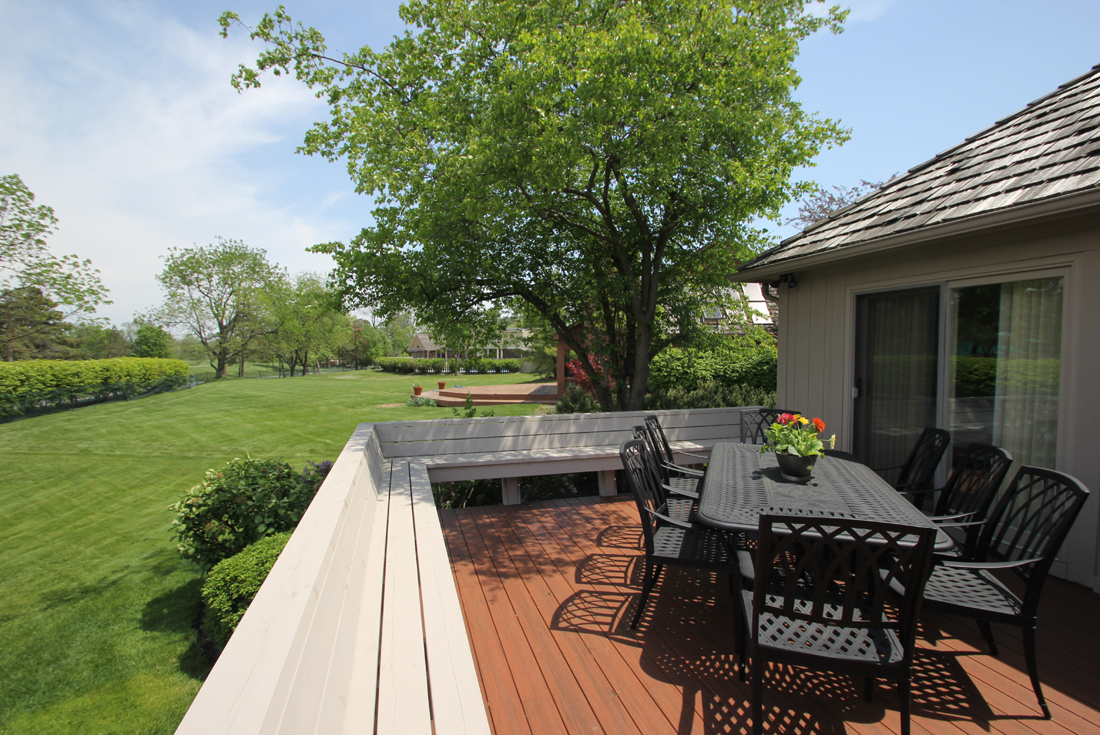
[734,185,1100,281]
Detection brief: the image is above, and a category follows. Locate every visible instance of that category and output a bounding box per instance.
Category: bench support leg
[502,477,521,505]
[597,470,618,497]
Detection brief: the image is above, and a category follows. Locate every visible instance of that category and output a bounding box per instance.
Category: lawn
[0,369,543,734]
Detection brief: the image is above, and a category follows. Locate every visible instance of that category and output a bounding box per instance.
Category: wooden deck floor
[440,495,1100,735]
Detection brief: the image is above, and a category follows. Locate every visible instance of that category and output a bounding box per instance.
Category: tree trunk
[215,349,229,379]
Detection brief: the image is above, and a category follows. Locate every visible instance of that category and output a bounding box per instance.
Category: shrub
[554,385,602,414]
[376,356,521,374]
[0,357,189,417]
[171,457,320,571]
[300,460,333,494]
[644,381,777,411]
[201,531,293,647]
[406,395,438,407]
[648,345,777,393]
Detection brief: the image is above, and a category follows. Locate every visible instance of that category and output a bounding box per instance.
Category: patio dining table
[696,442,953,551]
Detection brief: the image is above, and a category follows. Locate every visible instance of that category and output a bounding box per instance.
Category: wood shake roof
[740,63,1100,274]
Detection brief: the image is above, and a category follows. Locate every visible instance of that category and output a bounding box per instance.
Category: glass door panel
[948,277,1063,469]
[853,286,941,482]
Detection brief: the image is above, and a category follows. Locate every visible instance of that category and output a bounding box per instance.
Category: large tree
[221,0,849,410]
[1,174,110,361]
[264,272,350,376]
[154,238,278,378]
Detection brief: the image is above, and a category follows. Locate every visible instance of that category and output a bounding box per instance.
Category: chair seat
[742,590,906,667]
[908,564,1024,620]
[666,495,697,523]
[651,523,734,571]
[667,475,701,498]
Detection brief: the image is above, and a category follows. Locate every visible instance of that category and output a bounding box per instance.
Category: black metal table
[697,443,952,550]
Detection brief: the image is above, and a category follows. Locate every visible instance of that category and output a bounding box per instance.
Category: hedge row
[0,357,190,417]
[377,357,521,374]
[647,346,778,393]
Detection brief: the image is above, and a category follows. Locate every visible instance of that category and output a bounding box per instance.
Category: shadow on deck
[442,495,1100,735]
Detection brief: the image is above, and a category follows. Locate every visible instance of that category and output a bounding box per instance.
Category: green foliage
[170,457,319,572]
[0,357,189,417]
[132,322,171,359]
[1,174,111,361]
[555,385,602,415]
[201,531,292,647]
[377,356,520,374]
[152,237,278,379]
[760,413,834,458]
[644,381,777,411]
[406,395,438,407]
[451,394,493,418]
[0,286,73,360]
[221,2,848,411]
[648,345,778,393]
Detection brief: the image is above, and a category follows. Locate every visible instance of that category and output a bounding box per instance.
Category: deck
[441,495,1100,735]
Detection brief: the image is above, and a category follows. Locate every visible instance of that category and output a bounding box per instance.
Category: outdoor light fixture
[769,273,798,289]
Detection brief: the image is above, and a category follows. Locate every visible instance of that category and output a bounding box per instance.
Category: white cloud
[0,0,360,324]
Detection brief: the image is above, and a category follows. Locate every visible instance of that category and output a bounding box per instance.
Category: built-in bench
[175,407,753,734]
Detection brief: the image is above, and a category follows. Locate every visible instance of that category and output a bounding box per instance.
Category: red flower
[777,413,794,425]
[812,417,825,433]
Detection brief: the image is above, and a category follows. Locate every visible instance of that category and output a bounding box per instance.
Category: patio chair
[644,414,710,469]
[618,439,744,630]
[873,427,951,494]
[902,443,1012,560]
[742,515,935,735]
[901,465,1090,719]
[632,426,698,522]
[740,408,801,446]
[635,424,702,498]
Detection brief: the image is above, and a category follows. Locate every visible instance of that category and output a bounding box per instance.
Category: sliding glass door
[854,274,1064,482]
[853,287,940,482]
[948,277,1063,468]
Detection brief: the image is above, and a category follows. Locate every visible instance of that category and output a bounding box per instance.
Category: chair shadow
[594,524,643,550]
[574,552,638,587]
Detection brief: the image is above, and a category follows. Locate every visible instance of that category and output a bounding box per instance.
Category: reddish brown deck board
[443,496,1100,735]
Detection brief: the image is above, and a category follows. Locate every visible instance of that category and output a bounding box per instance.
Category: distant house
[735,64,1100,592]
[406,329,529,360]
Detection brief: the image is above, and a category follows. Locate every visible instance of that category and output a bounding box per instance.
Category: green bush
[376,356,521,374]
[201,531,293,647]
[171,457,320,571]
[554,385,602,414]
[644,381,777,411]
[648,345,777,393]
[0,357,189,417]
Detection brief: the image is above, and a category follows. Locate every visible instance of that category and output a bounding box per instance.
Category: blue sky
[2,0,1098,324]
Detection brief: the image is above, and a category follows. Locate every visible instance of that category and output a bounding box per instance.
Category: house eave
[734,186,1100,282]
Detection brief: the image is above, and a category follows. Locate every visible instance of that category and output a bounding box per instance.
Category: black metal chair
[635,424,701,498]
[876,427,951,494]
[618,438,742,630]
[631,426,698,522]
[643,414,709,470]
[904,443,1013,560]
[739,408,801,446]
[904,465,1090,719]
[742,515,935,735]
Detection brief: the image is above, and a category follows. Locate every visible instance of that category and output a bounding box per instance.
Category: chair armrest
[661,482,699,500]
[676,449,710,461]
[933,519,984,528]
[940,557,1043,570]
[899,486,939,496]
[642,507,695,530]
[662,461,704,478]
[929,510,977,522]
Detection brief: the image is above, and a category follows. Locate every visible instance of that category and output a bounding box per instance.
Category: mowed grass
[0,369,543,734]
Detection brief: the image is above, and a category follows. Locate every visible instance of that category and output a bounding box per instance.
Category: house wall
[775,211,1100,591]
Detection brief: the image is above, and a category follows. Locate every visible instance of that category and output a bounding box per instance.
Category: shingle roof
[740,63,1100,273]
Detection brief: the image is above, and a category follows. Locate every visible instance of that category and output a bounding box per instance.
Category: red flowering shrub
[565,356,615,396]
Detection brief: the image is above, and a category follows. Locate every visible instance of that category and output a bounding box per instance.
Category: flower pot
[438,381,446,390]
[776,451,816,482]
[413,386,423,396]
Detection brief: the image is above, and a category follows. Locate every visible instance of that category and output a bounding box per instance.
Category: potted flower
[412,383,423,396]
[760,413,835,481]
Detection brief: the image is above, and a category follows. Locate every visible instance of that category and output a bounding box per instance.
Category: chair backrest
[740,409,800,446]
[936,443,1013,557]
[976,465,1090,616]
[752,515,935,665]
[619,438,668,555]
[895,428,951,493]
[642,415,676,465]
[633,425,672,492]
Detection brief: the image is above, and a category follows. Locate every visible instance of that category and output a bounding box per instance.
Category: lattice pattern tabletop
[697,443,949,548]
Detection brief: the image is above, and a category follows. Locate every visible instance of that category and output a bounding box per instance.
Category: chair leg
[631,560,663,629]
[752,655,765,735]
[864,676,874,703]
[977,619,999,656]
[898,679,912,735]
[1023,624,1050,718]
